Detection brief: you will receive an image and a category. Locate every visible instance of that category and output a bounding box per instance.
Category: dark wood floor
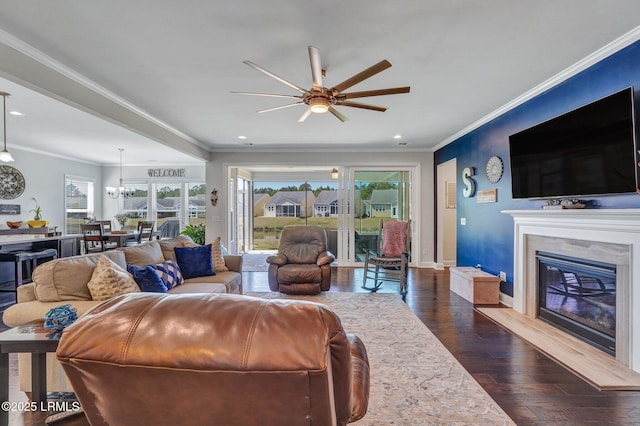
[3,267,640,425]
[245,267,640,425]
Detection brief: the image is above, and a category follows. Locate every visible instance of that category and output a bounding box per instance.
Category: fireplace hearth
[537,251,616,355]
[503,209,640,372]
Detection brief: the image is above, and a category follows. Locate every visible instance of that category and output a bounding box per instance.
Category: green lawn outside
[252,216,383,250]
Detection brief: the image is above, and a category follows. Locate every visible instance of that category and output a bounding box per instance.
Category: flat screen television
[509,87,638,199]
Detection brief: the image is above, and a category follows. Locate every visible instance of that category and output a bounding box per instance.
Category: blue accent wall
[434,39,640,296]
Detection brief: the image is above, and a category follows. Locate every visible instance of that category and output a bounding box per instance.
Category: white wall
[205,151,435,267]
[1,147,102,233]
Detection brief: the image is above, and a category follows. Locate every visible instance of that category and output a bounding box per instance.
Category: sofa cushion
[127,265,168,293]
[183,270,240,294]
[167,282,226,294]
[174,244,215,279]
[87,256,140,301]
[211,236,229,272]
[159,235,196,261]
[33,251,127,302]
[118,241,164,266]
[153,259,184,289]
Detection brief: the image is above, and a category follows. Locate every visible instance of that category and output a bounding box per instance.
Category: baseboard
[498,292,513,307]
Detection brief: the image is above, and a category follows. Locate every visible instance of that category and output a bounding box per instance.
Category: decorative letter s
[462,167,476,198]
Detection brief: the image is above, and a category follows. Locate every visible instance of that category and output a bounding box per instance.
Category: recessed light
[9,111,23,116]
[393,134,402,139]
[238,135,247,140]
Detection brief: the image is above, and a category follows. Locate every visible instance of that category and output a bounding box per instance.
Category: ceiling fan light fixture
[310,97,330,113]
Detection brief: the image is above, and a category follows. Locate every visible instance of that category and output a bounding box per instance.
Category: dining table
[103,232,139,247]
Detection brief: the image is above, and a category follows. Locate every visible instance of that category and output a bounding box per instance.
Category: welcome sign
[148,168,186,178]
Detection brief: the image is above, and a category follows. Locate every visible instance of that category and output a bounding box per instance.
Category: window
[121,182,150,231]
[187,183,206,225]
[65,175,94,234]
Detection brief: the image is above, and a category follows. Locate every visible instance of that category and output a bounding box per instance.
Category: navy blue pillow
[127,264,168,293]
[174,244,215,279]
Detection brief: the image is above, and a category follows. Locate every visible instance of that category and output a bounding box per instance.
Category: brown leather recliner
[267,225,335,294]
[56,292,369,426]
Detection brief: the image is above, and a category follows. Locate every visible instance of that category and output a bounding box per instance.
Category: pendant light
[106,148,134,198]
[0,92,15,162]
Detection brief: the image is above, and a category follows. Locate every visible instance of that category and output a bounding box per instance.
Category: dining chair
[96,220,113,233]
[81,223,117,253]
[126,221,156,246]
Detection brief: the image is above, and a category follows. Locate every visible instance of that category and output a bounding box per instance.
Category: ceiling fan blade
[329,60,392,95]
[337,101,387,112]
[298,108,312,122]
[243,60,308,94]
[329,106,348,122]
[257,102,304,113]
[337,86,411,100]
[308,46,323,90]
[231,91,303,99]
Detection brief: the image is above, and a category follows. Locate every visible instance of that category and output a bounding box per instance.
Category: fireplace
[537,251,616,355]
[503,209,640,372]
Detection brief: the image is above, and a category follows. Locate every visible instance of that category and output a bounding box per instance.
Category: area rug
[241,253,270,272]
[246,291,514,425]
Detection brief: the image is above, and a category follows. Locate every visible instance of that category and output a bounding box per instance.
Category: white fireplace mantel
[503,209,640,371]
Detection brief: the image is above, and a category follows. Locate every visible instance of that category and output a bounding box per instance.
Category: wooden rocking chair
[362,219,410,297]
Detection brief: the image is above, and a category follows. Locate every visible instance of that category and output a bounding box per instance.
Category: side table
[0,321,62,425]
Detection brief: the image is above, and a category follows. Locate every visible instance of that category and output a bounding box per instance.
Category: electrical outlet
[499,271,507,282]
[460,217,466,225]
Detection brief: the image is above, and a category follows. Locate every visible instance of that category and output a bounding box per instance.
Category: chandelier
[106,149,135,199]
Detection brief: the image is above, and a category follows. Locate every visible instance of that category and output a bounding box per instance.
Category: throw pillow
[154,259,184,289]
[87,256,140,301]
[211,236,229,272]
[127,264,168,293]
[174,244,215,279]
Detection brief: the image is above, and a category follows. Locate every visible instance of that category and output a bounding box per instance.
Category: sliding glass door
[339,168,413,265]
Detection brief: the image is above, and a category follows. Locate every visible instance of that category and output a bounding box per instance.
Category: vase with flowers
[115,214,129,231]
[27,197,48,228]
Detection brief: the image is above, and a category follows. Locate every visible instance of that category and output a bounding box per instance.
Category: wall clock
[485,156,504,184]
[0,165,25,199]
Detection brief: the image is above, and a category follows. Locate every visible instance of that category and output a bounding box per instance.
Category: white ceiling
[1,1,640,166]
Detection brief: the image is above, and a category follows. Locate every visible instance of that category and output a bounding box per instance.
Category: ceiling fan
[232,46,410,122]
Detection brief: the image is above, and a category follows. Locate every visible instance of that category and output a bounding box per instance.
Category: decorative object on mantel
[542,199,586,210]
[6,220,22,228]
[485,156,503,184]
[106,148,135,199]
[461,166,476,198]
[210,188,218,206]
[115,213,128,231]
[0,165,25,199]
[0,92,15,162]
[27,197,48,228]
